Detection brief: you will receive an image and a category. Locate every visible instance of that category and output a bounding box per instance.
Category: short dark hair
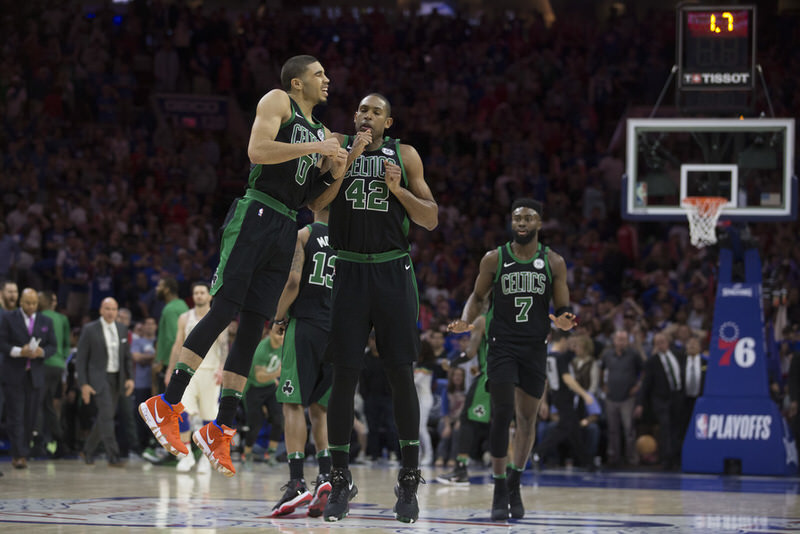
[191,281,211,292]
[280,55,319,91]
[511,198,543,216]
[39,290,56,308]
[161,276,179,295]
[363,92,392,117]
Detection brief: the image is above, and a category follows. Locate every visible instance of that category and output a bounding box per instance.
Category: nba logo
[258,208,264,217]
[695,413,709,439]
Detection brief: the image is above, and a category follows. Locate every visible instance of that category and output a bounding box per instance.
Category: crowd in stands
[1,1,799,470]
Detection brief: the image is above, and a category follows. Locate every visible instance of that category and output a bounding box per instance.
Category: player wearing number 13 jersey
[448,198,576,522]
[270,208,336,518]
[310,93,438,524]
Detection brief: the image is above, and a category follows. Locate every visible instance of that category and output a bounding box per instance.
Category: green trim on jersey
[287,98,324,130]
[276,320,302,404]
[467,318,490,423]
[244,188,297,221]
[336,249,408,263]
[394,139,411,237]
[504,242,551,280]
[467,373,491,423]
[409,259,420,322]
[211,198,249,295]
[492,246,503,283]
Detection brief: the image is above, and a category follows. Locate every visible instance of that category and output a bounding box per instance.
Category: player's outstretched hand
[549,311,577,331]
[447,319,474,334]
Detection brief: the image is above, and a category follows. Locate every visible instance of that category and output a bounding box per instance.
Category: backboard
[623,118,796,221]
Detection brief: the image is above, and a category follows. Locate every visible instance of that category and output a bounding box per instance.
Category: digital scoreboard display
[678,5,756,90]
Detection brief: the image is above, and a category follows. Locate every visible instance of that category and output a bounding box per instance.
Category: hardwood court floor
[1,457,798,533]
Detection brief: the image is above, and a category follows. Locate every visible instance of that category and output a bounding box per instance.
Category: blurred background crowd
[0,0,799,471]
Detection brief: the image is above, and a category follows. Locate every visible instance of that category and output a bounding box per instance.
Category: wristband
[554,306,574,317]
[273,318,288,327]
[319,170,334,187]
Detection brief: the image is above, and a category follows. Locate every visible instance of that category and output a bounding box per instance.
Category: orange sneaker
[138,395,189,458]
[193,421,237,477]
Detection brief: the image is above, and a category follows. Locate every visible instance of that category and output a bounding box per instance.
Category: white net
[682,197,728,248]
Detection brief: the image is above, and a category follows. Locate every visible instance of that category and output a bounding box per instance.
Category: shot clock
[677,5,756,90]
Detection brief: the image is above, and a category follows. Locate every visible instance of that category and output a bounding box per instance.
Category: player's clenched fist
[384,160,402,192]
[329,147,349,179]
[317,137,341,156]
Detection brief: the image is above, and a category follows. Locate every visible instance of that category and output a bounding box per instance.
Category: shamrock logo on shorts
[282,380,295,396]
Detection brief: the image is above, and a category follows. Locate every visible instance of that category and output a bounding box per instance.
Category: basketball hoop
[682,196,728,248]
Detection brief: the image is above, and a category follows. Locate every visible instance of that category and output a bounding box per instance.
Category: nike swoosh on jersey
[503,262,515,268]
[154,402,165,424]
[405,264,411,270]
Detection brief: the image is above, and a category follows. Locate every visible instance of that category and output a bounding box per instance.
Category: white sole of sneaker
[192,429,235,477]
[138,402,187,459]
[271,491,312,517]
[307,482,332,517]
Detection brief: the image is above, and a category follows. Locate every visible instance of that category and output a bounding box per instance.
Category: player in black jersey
[448,198,577,522]
[270,206,336,518]
[139,55,348,478]
[312,93,438,523]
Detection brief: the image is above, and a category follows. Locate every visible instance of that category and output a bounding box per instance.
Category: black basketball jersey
[486,242,553,344]
[329,136,410,253]
[246,98,327,210]
[290,222,335,329]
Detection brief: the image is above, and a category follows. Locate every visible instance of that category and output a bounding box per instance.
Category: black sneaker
[436,462,469,485]
[491,478,510,521]
[507,467,524,519]
[270,478,312,517]
[393,467,425,523]
[323,468,358,522]
[307,472,332,517]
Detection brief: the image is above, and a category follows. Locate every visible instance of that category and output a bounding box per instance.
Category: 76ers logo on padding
[717,321,757,368]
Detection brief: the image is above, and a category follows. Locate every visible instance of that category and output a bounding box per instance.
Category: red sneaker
[138,395,189,457]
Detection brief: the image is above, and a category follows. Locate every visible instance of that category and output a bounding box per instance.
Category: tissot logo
[695,413,771,440]
[683,72,751,85]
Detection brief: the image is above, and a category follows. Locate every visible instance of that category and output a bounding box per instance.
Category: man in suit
[0,287,57,468]
[634,330,685,471]
[680,335,707,442]
[76,297,134,466]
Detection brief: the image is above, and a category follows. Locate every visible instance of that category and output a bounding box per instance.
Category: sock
[288,452,305,480]
[493,472,507,480]
[215,389,241,428]
[507,466,521,487]
[507,462,523,472]
[399,439,420,469]
[456,454,469,467]
[329,443,350,469]
[164,364,195,405]
[317,449,331,475]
